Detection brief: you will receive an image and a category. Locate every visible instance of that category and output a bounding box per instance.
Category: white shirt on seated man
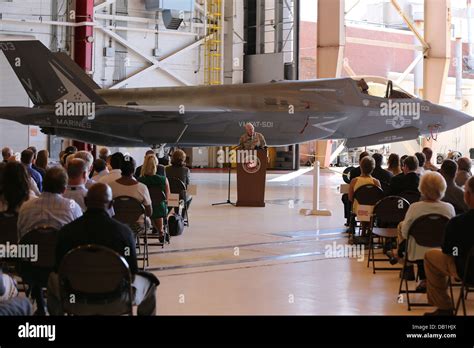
[17,166,82,239]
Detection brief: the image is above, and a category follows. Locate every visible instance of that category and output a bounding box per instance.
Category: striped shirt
[17,192,83,239]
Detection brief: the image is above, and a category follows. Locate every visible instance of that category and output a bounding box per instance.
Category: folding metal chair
[399,190,421,204]
[147,185,170,248]
[455,246,474,316]
[18,227,59,314]
[58,244,134,316]
[113,196,149,269]
[349,184,385,238]
[168,177,190,226]
[0,212,19,273]
[367,196,410,274]
[398,214,451,311]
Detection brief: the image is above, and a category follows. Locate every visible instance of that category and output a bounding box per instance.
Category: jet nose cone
[435,105,473,132]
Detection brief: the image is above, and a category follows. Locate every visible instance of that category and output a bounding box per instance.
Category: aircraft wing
[0,107,53,125]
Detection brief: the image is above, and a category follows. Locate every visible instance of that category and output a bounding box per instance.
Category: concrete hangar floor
[146,169,473,316]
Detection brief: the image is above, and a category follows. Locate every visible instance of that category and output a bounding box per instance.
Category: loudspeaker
[162,9,183,30]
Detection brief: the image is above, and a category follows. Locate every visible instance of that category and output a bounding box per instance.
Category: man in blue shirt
[21,149,42,192]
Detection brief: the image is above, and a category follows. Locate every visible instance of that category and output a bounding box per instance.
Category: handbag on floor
[168,213,185,236]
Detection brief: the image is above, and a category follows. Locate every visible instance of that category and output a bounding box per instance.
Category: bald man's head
[85,183,113,211]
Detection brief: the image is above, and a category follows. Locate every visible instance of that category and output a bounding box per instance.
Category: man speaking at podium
[239,123,267,150]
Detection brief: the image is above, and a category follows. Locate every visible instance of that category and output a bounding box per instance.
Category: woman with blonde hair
[139,154,171,241]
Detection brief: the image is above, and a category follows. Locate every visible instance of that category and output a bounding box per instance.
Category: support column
[423,0,451,104]
[300,0,343,217]
[74,0,94,73]
[73,0,95,152]
[422,0,451,149]
[316,0,345,168]
[317,0,345,78]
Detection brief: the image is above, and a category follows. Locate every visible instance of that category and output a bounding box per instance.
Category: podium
[236,149,267,207]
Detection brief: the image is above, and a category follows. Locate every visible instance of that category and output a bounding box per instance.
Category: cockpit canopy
[351,76,415,100]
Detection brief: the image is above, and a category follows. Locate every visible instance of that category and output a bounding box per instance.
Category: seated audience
[92,158,109,181]
[138,154,170,242]
[387,153,402,176]
[389,156,420,196]
[423,147,438,172]
[98,147,110,162]
[135,150,166,178]
[98,152,124,184]
[166,149,191,187]
[17,166,83,239]
[64,158,88,212]
[60,146,78,167]
[27,146,45,179]
[348,157,381,241]
[35,149,49,173]
[440,159,469,214]
[47,183,159,316]
[108,157,152,232]
[455,157,472,188]
[348,151,370,181]
[0,270,32,316]
[0,162,36,213]
[395,172,455,292]
[415,152,426,176]
[372,153,393,193]
[424,177,474,316]
[166,149,193,214]
[2,147,12,163]
[74,151,96,189]
[342,151,370,226]
[21,149,42,192]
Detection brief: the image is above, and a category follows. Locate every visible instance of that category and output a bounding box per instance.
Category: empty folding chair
[113,196,149,269]
[58,244,134,316]
[368,196,410,274]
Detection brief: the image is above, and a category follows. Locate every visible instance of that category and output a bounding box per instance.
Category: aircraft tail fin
[0,39,106,106]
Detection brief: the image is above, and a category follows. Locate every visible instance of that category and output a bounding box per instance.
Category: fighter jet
[0,39,472,148]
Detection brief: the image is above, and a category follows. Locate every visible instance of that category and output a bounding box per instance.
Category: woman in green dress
[138,154,171,240]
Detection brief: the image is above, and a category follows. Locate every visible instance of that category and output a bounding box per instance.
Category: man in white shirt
[92,158,109,181]
[63,158,88,212]
[98,152,124,184]
[18,166,83,239]
[73,151,96,189]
